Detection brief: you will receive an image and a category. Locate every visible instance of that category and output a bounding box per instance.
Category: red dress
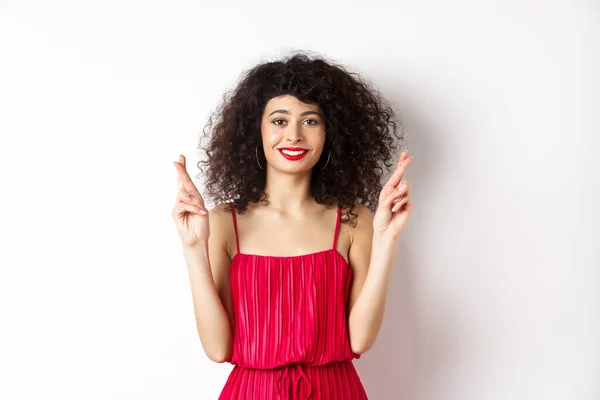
[218,206,367,400]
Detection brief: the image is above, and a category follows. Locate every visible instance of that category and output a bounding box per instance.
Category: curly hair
[197,51,404,227]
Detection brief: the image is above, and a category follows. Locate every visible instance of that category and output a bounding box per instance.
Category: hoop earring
[320,151,331,171]
[255,145,264,170]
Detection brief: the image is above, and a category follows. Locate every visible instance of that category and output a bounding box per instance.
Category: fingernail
[392,203,400,212]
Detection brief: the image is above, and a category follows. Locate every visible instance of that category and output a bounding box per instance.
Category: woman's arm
[182,203,234,363]
[346,202,398,354]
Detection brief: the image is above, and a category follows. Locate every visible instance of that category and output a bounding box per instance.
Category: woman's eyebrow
[268,109,321,117]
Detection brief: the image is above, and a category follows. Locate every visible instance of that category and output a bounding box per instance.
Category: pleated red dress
[218,206,367,400]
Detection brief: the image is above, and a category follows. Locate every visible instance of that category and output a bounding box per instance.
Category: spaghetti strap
[230,205,240,254]
[332,207,342,250]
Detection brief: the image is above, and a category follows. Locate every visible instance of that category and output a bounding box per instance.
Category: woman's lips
[278,149,309,161]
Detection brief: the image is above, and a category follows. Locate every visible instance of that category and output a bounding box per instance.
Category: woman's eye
[272,119,318,126]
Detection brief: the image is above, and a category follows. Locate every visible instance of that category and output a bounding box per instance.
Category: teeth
[281,149,307,156]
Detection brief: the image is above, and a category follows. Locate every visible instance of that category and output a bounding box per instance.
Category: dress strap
[332,207,342,250]
[230,205,240,254]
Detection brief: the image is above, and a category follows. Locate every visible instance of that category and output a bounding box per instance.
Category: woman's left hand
[372,149,414,242]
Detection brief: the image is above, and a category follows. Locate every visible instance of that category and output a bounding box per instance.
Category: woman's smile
[278,147,310,160]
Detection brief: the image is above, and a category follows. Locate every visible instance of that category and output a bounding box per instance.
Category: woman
[172,52,413,399]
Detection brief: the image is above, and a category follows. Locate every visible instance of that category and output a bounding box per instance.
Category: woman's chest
[229,251,353,309]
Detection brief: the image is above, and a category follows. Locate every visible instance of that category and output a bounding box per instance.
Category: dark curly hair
[197,51,404,227]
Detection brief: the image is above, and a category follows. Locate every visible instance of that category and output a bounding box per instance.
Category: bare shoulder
[207,202,234,256]
[208,202,233,220]
[208,202,233,230]
[348,201,374,243]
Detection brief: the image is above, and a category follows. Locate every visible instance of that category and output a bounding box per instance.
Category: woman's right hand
[172,154,210,247]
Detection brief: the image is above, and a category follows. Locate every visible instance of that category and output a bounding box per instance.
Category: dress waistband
[276,363,313,400]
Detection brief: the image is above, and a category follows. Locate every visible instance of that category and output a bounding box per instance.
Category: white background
[1,1,598,399]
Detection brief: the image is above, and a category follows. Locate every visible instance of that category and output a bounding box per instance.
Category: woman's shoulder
[208,202,234,224]
[207,202,236,258]
[347,200,372,216]
[209,201,234,213]
[342,201,373,228]
[339,201,373,250]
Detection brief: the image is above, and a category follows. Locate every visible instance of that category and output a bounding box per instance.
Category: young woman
[172,52,413,399]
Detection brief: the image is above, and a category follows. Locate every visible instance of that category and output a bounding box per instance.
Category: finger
[174,156,202,198]
[177,154,186,190]
[382,179,410,203]
[399,180,411,195]
[393,150,410,190]
[176,182,205,207]
[382,186,409,210]
[392,195,410,212]
[177,189,192,202]
[178,191,204,208]
[393,191,408,203]
[395,171,410,190]
[397,149,409,167]
[172,202,206,217]
[385,156,413,190]
[394,187,410,202]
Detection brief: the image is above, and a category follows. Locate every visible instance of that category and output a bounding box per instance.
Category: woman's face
[260,94,326,174]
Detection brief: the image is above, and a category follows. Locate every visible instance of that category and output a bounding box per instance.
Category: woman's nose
[285,126,304,143]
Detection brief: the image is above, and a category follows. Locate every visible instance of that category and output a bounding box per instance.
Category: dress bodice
[227,206,361,369]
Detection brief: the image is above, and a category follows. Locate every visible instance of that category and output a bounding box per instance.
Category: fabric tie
[276,363,313,400]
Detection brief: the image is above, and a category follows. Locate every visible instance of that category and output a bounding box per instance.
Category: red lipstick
[278,147,309,161]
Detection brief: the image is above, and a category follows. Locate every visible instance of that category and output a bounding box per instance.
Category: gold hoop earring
[320,152,330,171]
[255,145,264,170]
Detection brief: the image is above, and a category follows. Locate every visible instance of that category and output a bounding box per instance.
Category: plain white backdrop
[0,0,598,399]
